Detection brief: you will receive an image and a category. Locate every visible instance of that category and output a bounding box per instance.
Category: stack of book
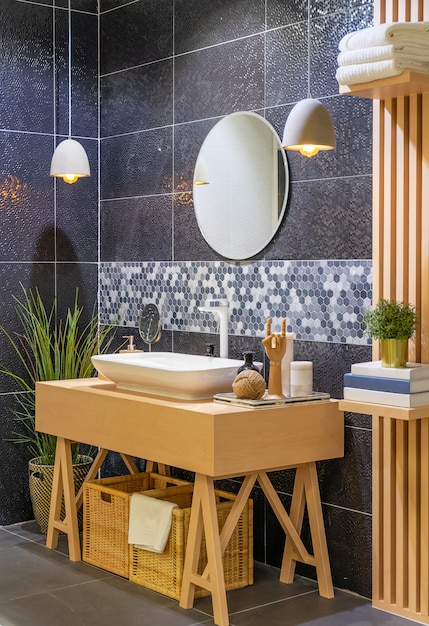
[343,361,429,408]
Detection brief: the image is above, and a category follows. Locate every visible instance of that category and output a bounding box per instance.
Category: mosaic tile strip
[99,260,372,345]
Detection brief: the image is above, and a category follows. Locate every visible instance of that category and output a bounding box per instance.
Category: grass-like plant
[363,298,417,340]
[0,285,116,464]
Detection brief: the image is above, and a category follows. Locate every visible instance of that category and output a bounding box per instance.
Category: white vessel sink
[91,351,244,400]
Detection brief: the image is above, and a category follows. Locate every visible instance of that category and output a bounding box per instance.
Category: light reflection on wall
[0,175,29,203]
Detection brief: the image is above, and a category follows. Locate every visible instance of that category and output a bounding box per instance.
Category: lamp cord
[307,0,311,99]
[68,0,72,138]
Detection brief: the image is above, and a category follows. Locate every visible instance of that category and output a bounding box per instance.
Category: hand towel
[338,44,429,67]
[336,58,429,86]
[339,21,429,52]
[128,493,177,553]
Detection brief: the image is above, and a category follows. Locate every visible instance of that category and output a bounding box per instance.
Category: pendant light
[50,0,90,184]
[282,0,336,157]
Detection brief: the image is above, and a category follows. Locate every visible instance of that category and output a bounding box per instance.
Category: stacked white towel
[336,22,429,86]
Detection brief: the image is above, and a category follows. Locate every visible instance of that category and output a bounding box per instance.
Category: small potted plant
[363,298,417,368]
[0,285,116,532]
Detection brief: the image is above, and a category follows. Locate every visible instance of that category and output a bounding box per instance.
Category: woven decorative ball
[232,369,266,400]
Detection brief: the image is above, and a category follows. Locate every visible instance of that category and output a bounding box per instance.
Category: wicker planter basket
[129,484,253,600]
[82,472,190,577]
[29,454,93,534]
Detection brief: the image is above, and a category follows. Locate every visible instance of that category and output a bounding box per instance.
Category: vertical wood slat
[395,420,408,608]
[382,100,397,299]
[420,419,429,616]
[372,100,383,361]
[383,417,396,604]
[372,415,383,603]
[395,96,409,304]
[420,91,429,364]
[408,420,421,613]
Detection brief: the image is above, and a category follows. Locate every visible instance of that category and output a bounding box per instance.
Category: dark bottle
[205,343,215,357]
[237,350,260,374]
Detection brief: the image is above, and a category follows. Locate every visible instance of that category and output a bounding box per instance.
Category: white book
[351,361,429,381]
[344,386,429,408]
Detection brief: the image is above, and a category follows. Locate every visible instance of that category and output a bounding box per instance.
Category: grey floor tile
[0,541,109,602]
[0,576,213,626]
[0,521,421,626]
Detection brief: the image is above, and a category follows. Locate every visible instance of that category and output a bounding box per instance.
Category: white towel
[128,493,177,553]
[338,44,429,67]
[336,58,429,86]
[339,22,429,52]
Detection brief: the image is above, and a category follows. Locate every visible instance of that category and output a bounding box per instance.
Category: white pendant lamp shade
[50,138,90,184]
[282,98,336,158]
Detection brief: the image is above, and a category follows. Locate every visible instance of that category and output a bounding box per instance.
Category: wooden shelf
[339,70,429,99]
[339,398,429,420]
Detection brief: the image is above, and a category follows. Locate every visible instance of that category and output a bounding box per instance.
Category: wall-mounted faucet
[198,298,229,359]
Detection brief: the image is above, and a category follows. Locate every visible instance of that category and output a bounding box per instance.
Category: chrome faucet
[198,298,229,359]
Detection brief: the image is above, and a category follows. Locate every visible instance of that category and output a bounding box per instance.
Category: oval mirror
[139,303,162,350]
[193,111,289,260]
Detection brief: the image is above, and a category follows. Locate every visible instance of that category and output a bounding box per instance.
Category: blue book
[344,373,429,394]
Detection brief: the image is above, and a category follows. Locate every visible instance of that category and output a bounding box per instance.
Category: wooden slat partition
[372,1,429,621]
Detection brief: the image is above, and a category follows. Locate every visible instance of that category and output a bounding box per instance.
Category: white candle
[290,361,313,397]
[281,332,294,396]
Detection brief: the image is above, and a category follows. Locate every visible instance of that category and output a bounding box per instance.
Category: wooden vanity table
[35,378,343,626]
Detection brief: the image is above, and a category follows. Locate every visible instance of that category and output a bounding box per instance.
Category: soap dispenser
[119,335,143,354]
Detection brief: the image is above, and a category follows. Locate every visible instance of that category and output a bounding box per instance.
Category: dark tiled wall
[100,0,373,598]
[0,1,98,524]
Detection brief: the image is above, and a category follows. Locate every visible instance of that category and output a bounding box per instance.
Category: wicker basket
[83,472,190,577]
[129,484,253,600]
[29,454,93,535]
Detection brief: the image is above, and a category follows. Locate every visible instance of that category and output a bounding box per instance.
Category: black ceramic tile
[101,0,132,10]
[55,9,98,139]
[174,0,264,55]
[174,119,218,194]
[292,340,372,402]
[317,426,372,513]
[266,175,372,261]
[311,13,350,99]
[265,24,308,108]
[55,261,98,323]
[0,133,54,261]
[100,0,173,76]
[101,195,172,262]
[174,192,219,262]
[100,127,173,199]
[174,36,264,125]
[266,0,307,29]
[0,393,34,525]
[100,451,146,478]
[55,0,98,11]
[55,138,99,263]
[0,1,53,134]
[101,59,173,137]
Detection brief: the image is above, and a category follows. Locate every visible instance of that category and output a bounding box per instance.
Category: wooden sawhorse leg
[180,473,258,626]
[46,441,140,561]
[262,462,334,598]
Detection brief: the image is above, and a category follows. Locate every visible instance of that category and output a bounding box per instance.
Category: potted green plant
[0,285,116,532]
[363,298,417,368]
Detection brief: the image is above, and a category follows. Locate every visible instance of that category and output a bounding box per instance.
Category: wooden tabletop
[36,379,344,478]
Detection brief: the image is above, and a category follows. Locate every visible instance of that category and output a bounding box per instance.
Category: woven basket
[29,454,93,535]
[82,472,190,577]
[129,484,253,600]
